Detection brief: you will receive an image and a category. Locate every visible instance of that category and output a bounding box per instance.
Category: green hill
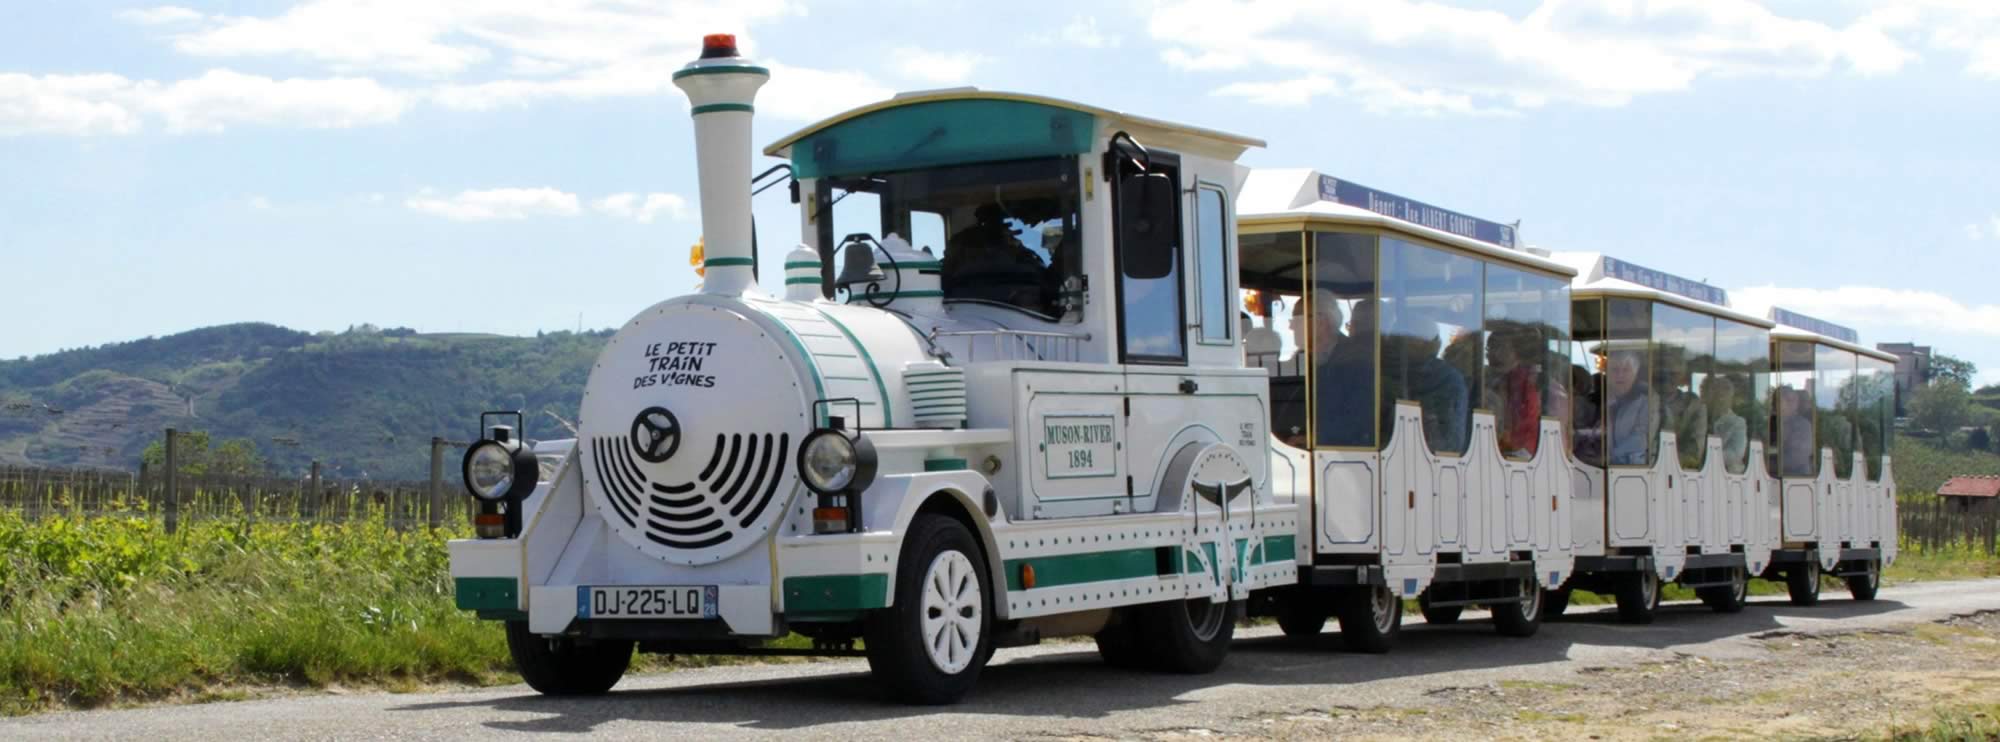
[0,323,610,479]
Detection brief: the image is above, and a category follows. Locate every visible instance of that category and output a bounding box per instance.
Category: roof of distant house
[1938,475,2000,498]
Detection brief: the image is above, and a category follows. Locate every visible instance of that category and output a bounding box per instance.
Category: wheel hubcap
[1806,562,1820,594]
[920,550,981,674]
[1518,580,1541,619]
[1185,598,1226,641]
[1372,587,1397,633]
[1642,572,1658,607]
[1732,568,1748,602]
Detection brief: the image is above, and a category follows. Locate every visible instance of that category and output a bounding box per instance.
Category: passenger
[1381,313,1469,453]
[1776,386,1815,475]
[1486,325,1543,458]
[1289,291,1372,447]
[1702,376,1748,468]
[1542,344,1572,435]
[1604,349,1659,466]
[941,203,1046,306]
[1655,354,1708,470]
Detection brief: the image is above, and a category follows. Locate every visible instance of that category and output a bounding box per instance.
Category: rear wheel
[1275,591,1329,643]
[1335,585,1402,654]
[864,514,993,705]
[505,621,633,696]
[1845,559,1880,601]
[1491,578,1543,638]
[1094,611,1151,669]
[1787,559,1822,607]
[1615,570,1661,624]
[1698,567,1749,614]
[1135,596,1235,674]
[1418,591,1463,625]
[1542,587,1572,619]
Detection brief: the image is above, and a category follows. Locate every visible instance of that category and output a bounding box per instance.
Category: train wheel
[1699,567,1748,614]
[1542,587,1572,620]
[1786,559,1822,607]
[1846,559,1880,602]
[1275,591,1329,643]
[1137,595,1235,674]
[1094,610,1152,669]
[1336,585,1402,654]
[864,514,993,705]
[1492,579,1543,638]
[1418,591,1462,625]
[505,620,633,696]
[1615,570,1660,624]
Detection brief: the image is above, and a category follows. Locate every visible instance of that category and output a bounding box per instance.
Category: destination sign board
[1316,174,1516,249]
[1769,307,1859,343]
[1597,256,1729,306]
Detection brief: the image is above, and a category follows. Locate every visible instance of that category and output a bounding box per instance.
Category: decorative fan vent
[589,433,791,554]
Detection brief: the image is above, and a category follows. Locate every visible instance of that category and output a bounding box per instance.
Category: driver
[941,203,1047,305]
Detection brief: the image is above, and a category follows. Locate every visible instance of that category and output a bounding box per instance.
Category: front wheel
[1492,579,1543,638]
[1136,596,1235,674]
[505,621,633,696]
[864,514,993,705]
[1846,559,1880,601]
[1275,591,1329,643]
[1787,559,1822,607]
[1335,585,1402,654]
[1699,567,1749,614]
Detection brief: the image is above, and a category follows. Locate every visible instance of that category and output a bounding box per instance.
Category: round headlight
[799,431,857,494]
[464,441,518,501]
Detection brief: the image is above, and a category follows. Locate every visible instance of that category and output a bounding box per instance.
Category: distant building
[1877,341,1932,416]
[1938,475,2000,512]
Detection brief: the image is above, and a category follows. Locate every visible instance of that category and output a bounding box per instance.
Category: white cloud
[1149,0,1919,115]
[247,195,272,210]
[1036,15,1121,49]
[405,187,582,221]
[137,70,411,133]
[1212,76,1339,107]
[0,73,144,136]
[890,47,985,86]
[593,192,688,223]
[758,61,893,122]
[162,0,799,78]
[1734,285,2000,339]
[1860,1,2000,80]
[0,69,409,136]
[1970,222,1987,241]
[117,6,204,25]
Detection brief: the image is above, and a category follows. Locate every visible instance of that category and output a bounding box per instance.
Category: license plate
[577,585,718,620]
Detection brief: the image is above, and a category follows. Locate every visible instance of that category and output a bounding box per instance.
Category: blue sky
[2,0,1996,384]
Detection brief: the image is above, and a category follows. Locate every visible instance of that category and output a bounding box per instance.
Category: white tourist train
[447,35,1898,704]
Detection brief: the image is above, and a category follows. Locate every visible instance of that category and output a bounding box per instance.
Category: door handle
[1178,378,1199,394]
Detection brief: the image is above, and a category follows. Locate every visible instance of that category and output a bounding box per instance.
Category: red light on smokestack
[700,34,739,59]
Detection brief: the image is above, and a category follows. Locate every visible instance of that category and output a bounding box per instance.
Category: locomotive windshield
[821,156,1081,318]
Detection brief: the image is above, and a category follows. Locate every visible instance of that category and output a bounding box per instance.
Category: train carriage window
[1484,266,1568,461]
[1570,298,1605,467]
[1378,238,1478,456]
[1712,318,1771,475]
[1772,341,1818,478]
[1653,304,1714,472]
[1861,356,1893,481]
[1816,345,1859,479]
[1589,299,1657,467]
[1195,186,1232,344]
[1308,230,1379,449]
[1239,231,1308,444]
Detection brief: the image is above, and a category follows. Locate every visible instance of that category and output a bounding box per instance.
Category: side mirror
[1119,171,1179,280]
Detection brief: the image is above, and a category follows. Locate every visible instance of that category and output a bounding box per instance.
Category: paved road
[10,579,2000,741]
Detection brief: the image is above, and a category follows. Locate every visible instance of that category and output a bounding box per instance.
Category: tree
[1930,353,1977,389]
[1972,426,1993,453]
[1909,381,1973,435]
[141,430,267,476]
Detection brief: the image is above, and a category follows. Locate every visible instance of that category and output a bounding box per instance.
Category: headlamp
[462,425,538,503]
[797,426,876,495]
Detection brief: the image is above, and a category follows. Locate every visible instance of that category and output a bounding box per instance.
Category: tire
[1846,559,1880,602]
[1786,558,1822,607]
[505,621,633,696]
[1335,585,1402,654]
[1093,612,1151,670]
[864,514,994,705]
[1543,587,1572,619]
[1134,596,1235,674]
[1491,579,1543,638]
[1275,591,1329,643]
[1698,567,1748,614]
[1418,591,1463,626]
[1615,570,1661,624]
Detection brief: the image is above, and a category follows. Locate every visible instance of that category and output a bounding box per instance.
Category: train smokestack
[674,34,768,296]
